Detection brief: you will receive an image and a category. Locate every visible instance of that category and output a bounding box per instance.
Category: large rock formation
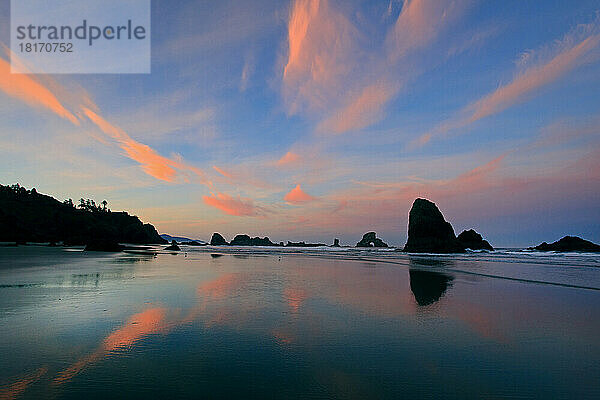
[403,199,464,253]
[210,233,228,245]
[530,236,600,252]
[457,229,494,251]
[230,235,276,246]
[356,232,388,247]
[332,238,340,247]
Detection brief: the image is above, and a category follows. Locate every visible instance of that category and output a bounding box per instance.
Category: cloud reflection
[0,367,47,400]
[54,307,167,385]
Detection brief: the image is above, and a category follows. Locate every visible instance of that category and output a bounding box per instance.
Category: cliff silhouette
[0,184,166,245]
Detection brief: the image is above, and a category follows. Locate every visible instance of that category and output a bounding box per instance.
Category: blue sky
[0,0,599,246]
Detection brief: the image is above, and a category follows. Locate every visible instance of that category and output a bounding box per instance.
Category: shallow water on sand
[0,246,599,399]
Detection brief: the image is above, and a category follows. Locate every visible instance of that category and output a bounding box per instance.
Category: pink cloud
[203,192,264,216]
[414,18,600,147]
[282,0,471,135]
[1,46,210,186]
[212,165,234,179]
[282,0,362,114]
[317,83,394,134]
[276,151,301,166]
[468,33,600,123]
[83,108,209,184]
[284,184,316,204]
[0,53,79,125]
[387,0,470,60]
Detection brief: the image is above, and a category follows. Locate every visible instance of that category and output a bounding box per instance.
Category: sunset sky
[1,0,599,246]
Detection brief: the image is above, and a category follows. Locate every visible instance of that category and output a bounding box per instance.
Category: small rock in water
[165,240,181,251]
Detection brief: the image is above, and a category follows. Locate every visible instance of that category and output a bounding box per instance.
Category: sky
[0,0,599,247]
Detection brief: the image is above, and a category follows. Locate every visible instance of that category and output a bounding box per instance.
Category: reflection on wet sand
[409,270,454,306]
[4,251,598,399]
[51,273,247,387]
[284,288,307,313]
[408,258,455,306]
[407,258,506,341]
[0,367,47,400]
[54,308,168,385]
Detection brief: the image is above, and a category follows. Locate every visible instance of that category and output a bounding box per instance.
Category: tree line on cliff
[0,184,165,245]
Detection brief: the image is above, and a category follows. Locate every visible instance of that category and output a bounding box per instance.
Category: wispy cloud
[203,192,266,216]
[83,108,210,184]
[386,0,471,61]
[275,151,301,166]
[282,0,362,115]
[282,0,472,134]
[212,165,234,179]
[0,49,79,125]
[0,45,211,185]
[316,82,394,134]
[240,53,254,92]
[414,15,600,147]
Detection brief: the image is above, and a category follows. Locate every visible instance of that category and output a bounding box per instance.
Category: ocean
[1,245,599,399]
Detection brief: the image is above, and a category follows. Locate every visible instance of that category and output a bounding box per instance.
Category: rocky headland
[0,184,165,247]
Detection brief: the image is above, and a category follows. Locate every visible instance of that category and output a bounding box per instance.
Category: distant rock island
[403,199,465,253]
[208,233,342,248]
[0,184,165,246]
[210,233,229,245]
[209,233,278,246]
[160,234,206,245]
[531,236,600,252]
[230,235,277,246]
[457,229,494,251]
[356,232,388,247]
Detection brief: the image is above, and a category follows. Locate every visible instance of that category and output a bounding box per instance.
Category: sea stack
[403,199,464,253]
[356,232,388,247]
[531,236,600,252]
[210,233,228,246]
[332,238,340,247]
[457,229,494,251]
